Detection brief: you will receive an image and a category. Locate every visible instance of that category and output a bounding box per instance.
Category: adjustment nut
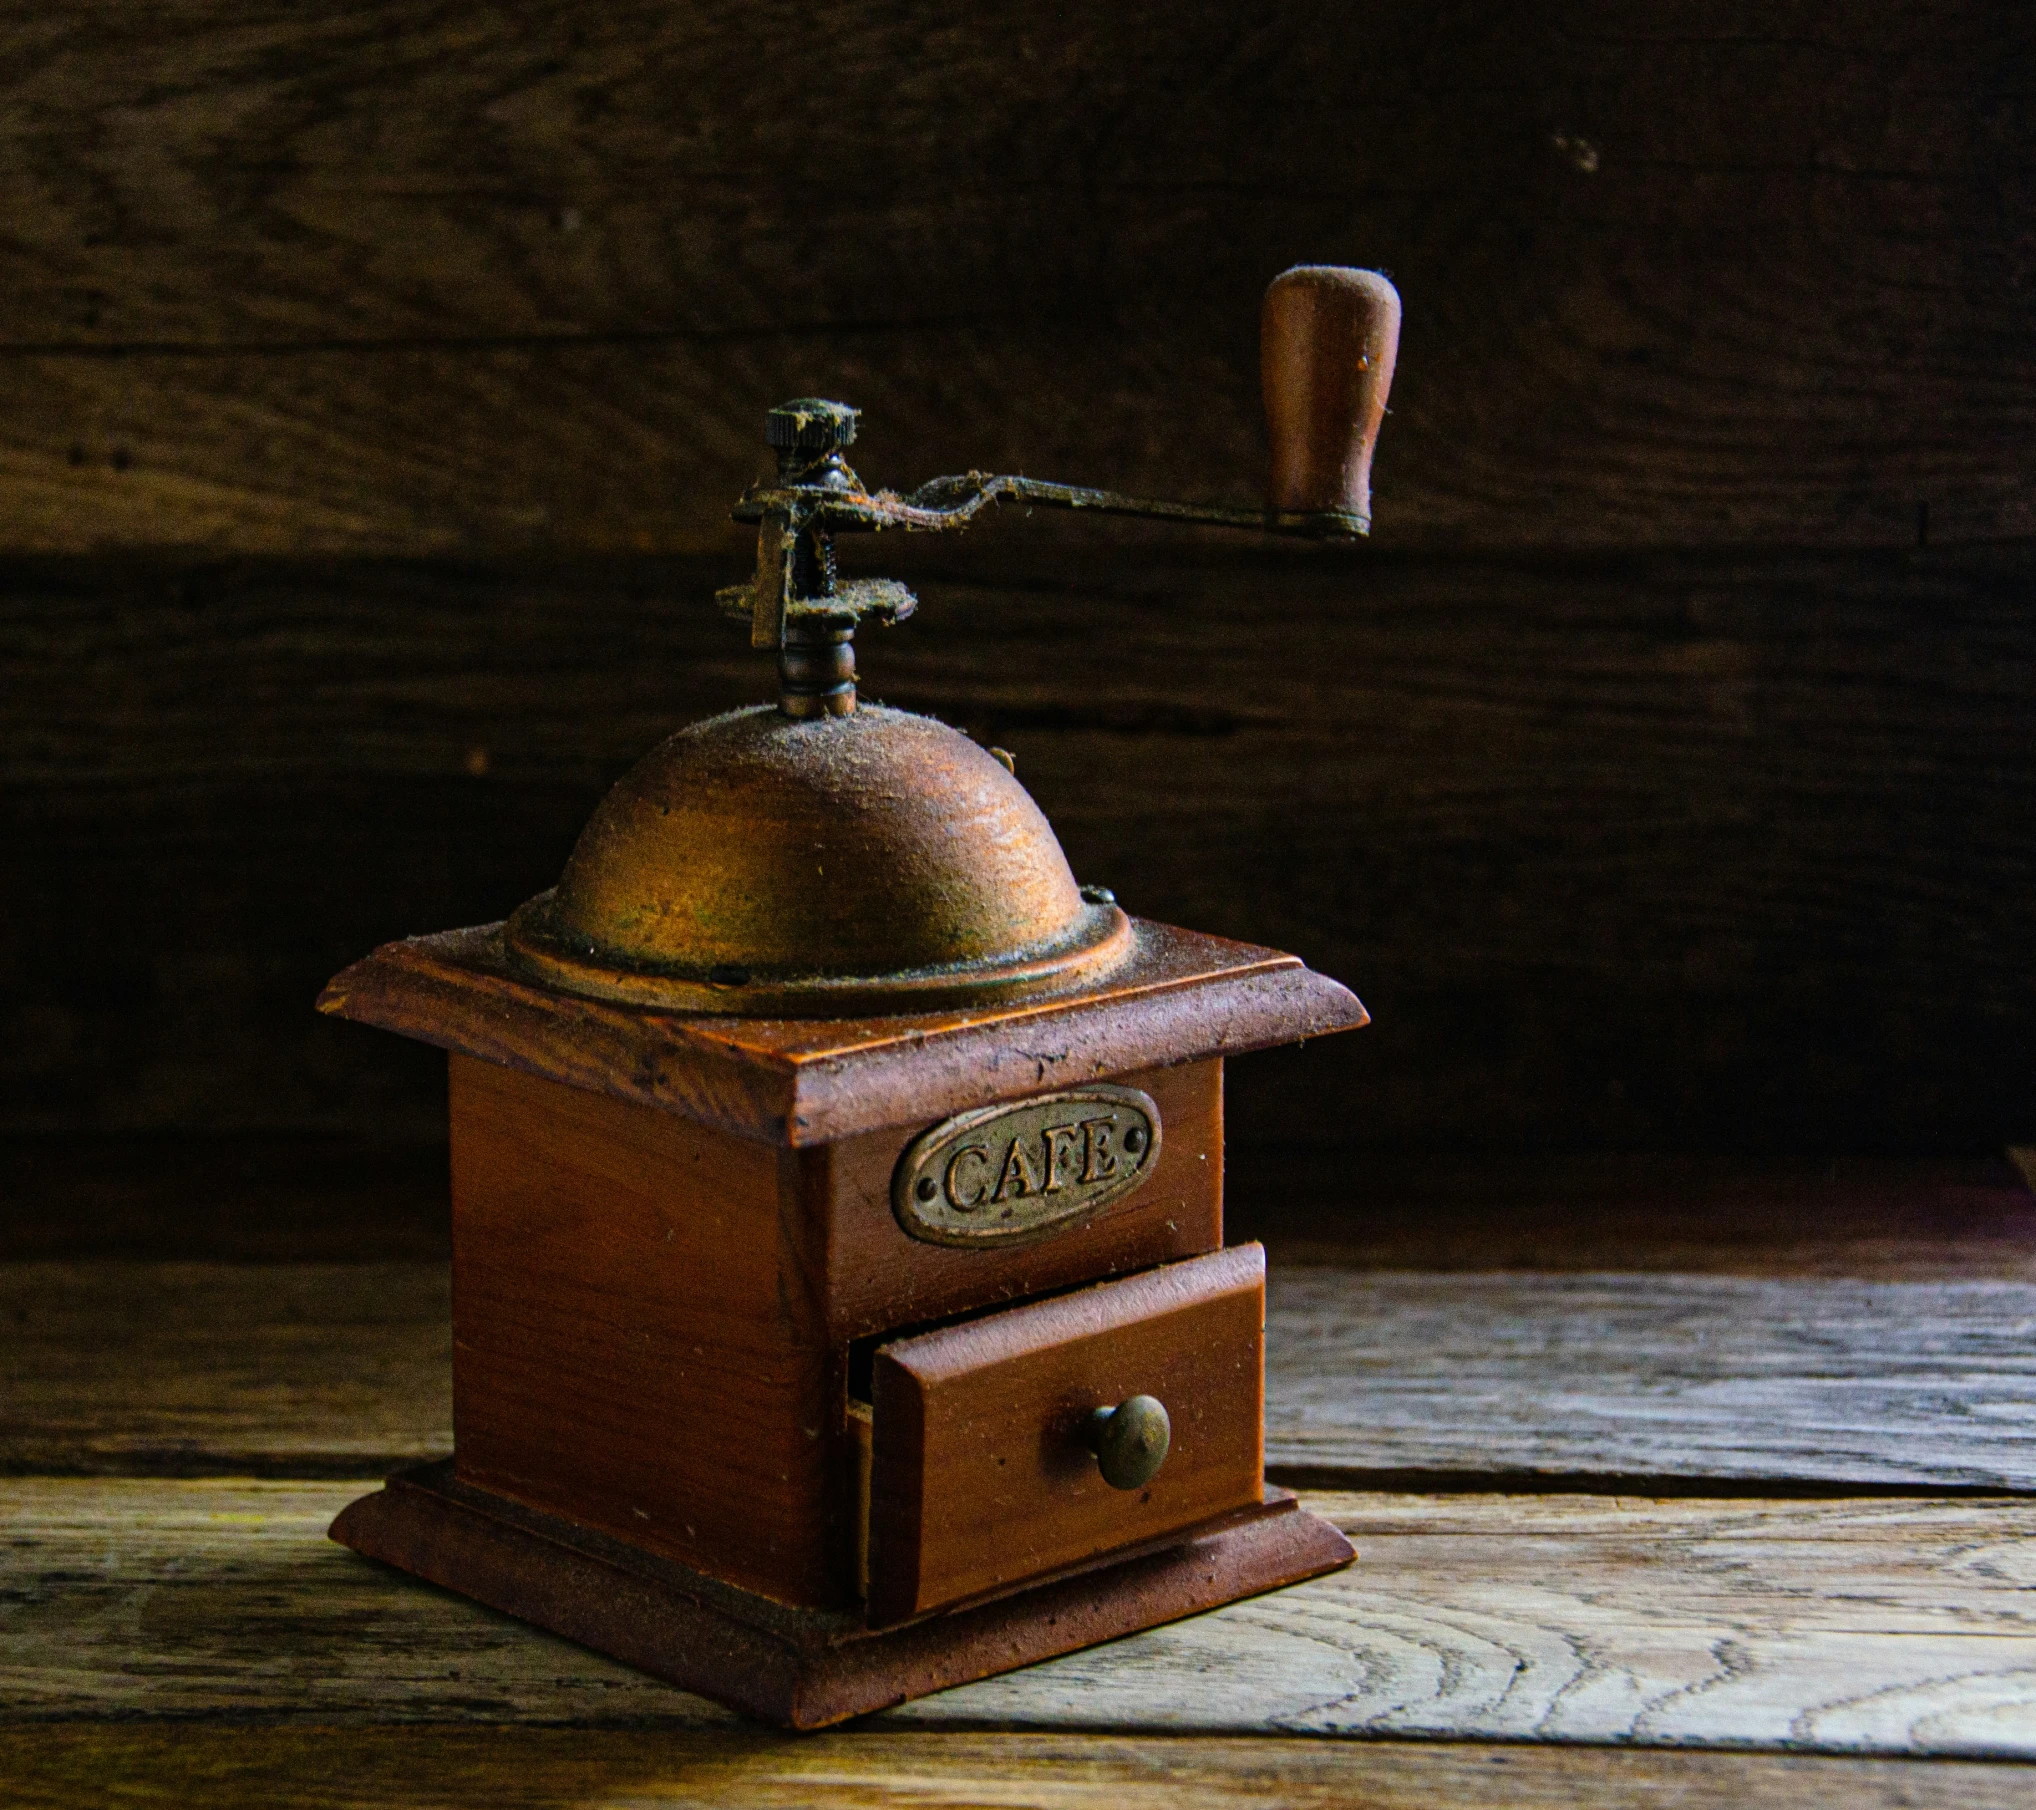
[766,398,859,454]
[1083,1394,1171,1491]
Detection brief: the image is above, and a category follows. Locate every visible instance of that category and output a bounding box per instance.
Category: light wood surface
[11,1727,2031,1810]
[7,1478,2036,1758]
[1265,1270,2036,1488]
[14,1259,2036,1490]
[915,1493,2036,1752]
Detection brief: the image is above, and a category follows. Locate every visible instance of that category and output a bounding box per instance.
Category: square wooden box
[320,916,1365,1726]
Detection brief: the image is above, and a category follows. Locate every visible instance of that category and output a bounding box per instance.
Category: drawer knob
[1084,1395,1171,1490]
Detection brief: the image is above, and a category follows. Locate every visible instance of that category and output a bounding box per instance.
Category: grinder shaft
[720,265,1403,715]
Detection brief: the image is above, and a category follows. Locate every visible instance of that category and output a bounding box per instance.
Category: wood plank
[6,543,2031,1154]
[0,1477,710,1724]
[8,1479,2036,1755]
[7,1728,2032,1810]
[914,1493,2036,1750]
[1264,1271,2036,1489]
[0,3,2031,553]
[0,1263,451,1475]
[13,1730,2033,1810]
[13,1259,2036,1490]
[1234,1153,2036,1280]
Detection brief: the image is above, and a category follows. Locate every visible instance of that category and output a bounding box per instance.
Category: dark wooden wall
[3,1,2032,1156]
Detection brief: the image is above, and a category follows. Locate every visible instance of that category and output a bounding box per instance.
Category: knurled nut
[766,399,859,452]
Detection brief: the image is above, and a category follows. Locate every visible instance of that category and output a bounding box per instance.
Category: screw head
[766,398,859,455]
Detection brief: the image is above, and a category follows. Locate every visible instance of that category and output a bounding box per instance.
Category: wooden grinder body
[447,1050,1225,1612]
[322,919,1366,1723]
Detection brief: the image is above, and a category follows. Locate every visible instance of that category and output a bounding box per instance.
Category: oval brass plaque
[891,1085,1163,1247]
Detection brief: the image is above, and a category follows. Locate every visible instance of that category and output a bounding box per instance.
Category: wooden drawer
[866,1244,1265,1623]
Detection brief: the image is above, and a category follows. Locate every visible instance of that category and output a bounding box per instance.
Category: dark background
[2,1,2031,1197]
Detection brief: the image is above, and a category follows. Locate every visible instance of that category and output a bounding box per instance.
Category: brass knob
[1083,1395,1171,1490]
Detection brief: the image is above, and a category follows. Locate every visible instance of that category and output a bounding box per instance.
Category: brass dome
[504,704,1131,1014]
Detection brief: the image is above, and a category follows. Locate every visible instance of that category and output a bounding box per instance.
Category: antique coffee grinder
[322,267,1399,1726]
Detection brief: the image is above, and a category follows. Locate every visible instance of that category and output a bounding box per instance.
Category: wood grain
[9,1479,2036,1755]
[16,1257,2036,1491]
[445,1055,839,1606]
[0,3,2031,553]
[322,919,1358,1147]
[438,1052,1241,1611]
[807,1059,1225,1347]
[0,1477,712,1725]
[5,543,2030,1154]
[914,1493,2036,1751]
[330,1463,1347,1729]
[12,1728,2030,1810]
[868,1246,1268,1621]
[1262,267,1400,523]
[0,1262,450,1476]
[1231,1153,2036,1280]
[1263,1271,2036,1489]
[6,1146,2029,1276]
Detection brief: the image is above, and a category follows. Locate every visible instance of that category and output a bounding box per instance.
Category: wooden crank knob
[1262,266,1401,531]
[1084,1394,1171,1490]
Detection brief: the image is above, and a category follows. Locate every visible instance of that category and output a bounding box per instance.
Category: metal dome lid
[504,704,1131,1015]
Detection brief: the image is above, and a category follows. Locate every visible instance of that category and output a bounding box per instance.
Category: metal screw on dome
[765,398,859,470]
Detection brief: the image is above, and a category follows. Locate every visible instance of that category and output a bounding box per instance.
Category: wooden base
[329,1461,1354,1729]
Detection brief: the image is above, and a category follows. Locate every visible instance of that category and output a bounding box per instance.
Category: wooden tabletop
[7,1147,2036,1805]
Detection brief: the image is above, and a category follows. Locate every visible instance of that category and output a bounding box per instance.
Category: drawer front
[867,1244,1265,1623]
